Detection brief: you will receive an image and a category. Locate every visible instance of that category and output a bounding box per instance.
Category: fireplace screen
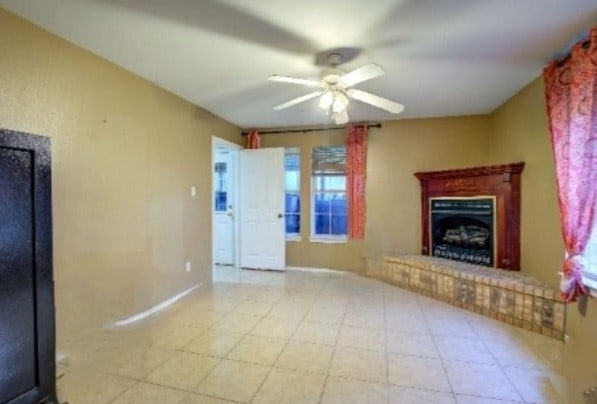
[430,197,495,267]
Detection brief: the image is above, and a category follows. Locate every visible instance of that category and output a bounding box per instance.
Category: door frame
[211,136,242,271]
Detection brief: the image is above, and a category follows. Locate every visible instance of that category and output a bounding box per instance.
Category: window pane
[314,214,330,235]
[313,175,346,191]
[214,191,227,212]
[285,170,300,191]
[313,193,331,214]
[330,194,347,214]
[331,214,347,235]
[284,150,300,235]
[285,214,300,234]
[285,192,300,214]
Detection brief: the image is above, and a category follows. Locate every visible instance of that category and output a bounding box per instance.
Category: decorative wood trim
[415,162,524,271]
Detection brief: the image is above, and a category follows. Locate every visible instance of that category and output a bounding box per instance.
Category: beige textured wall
[489,77,597,399]
[260,116,490,270]
[0,8,242,348]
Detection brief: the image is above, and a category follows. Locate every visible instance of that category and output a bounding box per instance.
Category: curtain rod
[242,123,382,136]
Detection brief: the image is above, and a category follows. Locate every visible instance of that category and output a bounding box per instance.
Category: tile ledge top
[383,254,562,300]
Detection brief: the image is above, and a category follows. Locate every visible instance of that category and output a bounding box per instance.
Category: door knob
[277,213,284,218]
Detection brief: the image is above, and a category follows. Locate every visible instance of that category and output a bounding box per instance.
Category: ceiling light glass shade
[318,91,334,110]
[332,92,349,113]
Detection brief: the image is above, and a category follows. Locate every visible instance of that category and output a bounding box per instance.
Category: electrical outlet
[190,186,196,197]
[185,261,192,272]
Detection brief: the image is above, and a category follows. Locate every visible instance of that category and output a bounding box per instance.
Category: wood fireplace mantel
[415,162,524,270]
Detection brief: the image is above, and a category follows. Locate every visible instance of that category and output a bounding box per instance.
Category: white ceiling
[2,0,597,128]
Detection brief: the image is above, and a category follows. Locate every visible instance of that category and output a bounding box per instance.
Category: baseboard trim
[285,266,347,274]
[108,283,203,328]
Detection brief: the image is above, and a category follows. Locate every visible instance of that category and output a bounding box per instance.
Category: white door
[214,150,235,265]
[239,148,285,270]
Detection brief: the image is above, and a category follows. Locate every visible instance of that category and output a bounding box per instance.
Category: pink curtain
[544,27,597,302]
[245,130,260,149]
[346,124,368,239]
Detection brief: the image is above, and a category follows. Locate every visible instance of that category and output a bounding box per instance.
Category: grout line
[416,293,458,401]
[383,285,391,404]
[247,282,320,403]
[471,320,527,403]
[317,277,350,404]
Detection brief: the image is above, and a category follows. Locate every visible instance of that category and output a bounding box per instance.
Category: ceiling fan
[269,53,405,125]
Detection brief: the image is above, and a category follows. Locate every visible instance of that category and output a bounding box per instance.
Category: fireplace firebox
[430,197,495,266]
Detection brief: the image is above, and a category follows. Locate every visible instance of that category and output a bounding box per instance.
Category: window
[583,223,597,291]
[311,146,347,240]
[214,161,227,212]
[285,149,300,237]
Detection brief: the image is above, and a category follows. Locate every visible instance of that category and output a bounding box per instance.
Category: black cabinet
[0,129,56,403]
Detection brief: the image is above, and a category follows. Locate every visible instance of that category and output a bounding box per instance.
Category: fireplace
[430,197,495,266]
[415,163,524,270]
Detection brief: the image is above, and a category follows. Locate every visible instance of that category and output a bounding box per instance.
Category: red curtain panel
[245,130,261,149]
[544,27,597,302]
[346,124,368,239]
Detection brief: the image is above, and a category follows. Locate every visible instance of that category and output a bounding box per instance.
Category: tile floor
[57,267,567,404]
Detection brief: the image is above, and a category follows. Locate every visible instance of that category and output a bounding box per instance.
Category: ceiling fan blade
[333,109,350,125]
[347,89,404,114]
[339,63,385,87]
[273,91,323,110]
[269,75,321,87]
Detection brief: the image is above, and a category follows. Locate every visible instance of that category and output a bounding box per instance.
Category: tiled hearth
[361,255,565,340]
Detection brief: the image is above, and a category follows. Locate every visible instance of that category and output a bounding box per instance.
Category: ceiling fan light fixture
[332,92,349,113]
[318,91,334,110]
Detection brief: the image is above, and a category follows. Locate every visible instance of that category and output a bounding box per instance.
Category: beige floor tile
[321,376,387,404]
[152,325,205,350]
[110,381,187,404]
[194,359,269,402]
[170,309,225,328]
[212,312,262,333]
[385,313,429,333]
[233,300,275,316]
[388,385,457,404]
[426,317,477,338]
[253,368,327,404]
[182,329,244,358]
[484,338,552,369]
[455,394,523,404]
[145,351,220,391]
[250,316,301,340]
[434,335,496,364]
[329,347,387,383]
[502,366,566,403]
[337,325,386,352]
[304,307,345,325]
[267,304,310,320]
[386,330,438,358]
[343,310,385,329]
[57,269,570,404]
[444,361,522,401]
[226,335,286,365]
[293,321,341,346]
[179,393,236,403]
[56,370,136,404]
[275,341,334,374]
[388,354,451,392]
[100,345,173,379]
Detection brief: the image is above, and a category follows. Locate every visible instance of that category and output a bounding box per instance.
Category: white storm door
[214,151,234,265]
[239,148,285,270]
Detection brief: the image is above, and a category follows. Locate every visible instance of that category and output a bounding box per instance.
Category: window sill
[309,236,347,244]
[286,235,301,242]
